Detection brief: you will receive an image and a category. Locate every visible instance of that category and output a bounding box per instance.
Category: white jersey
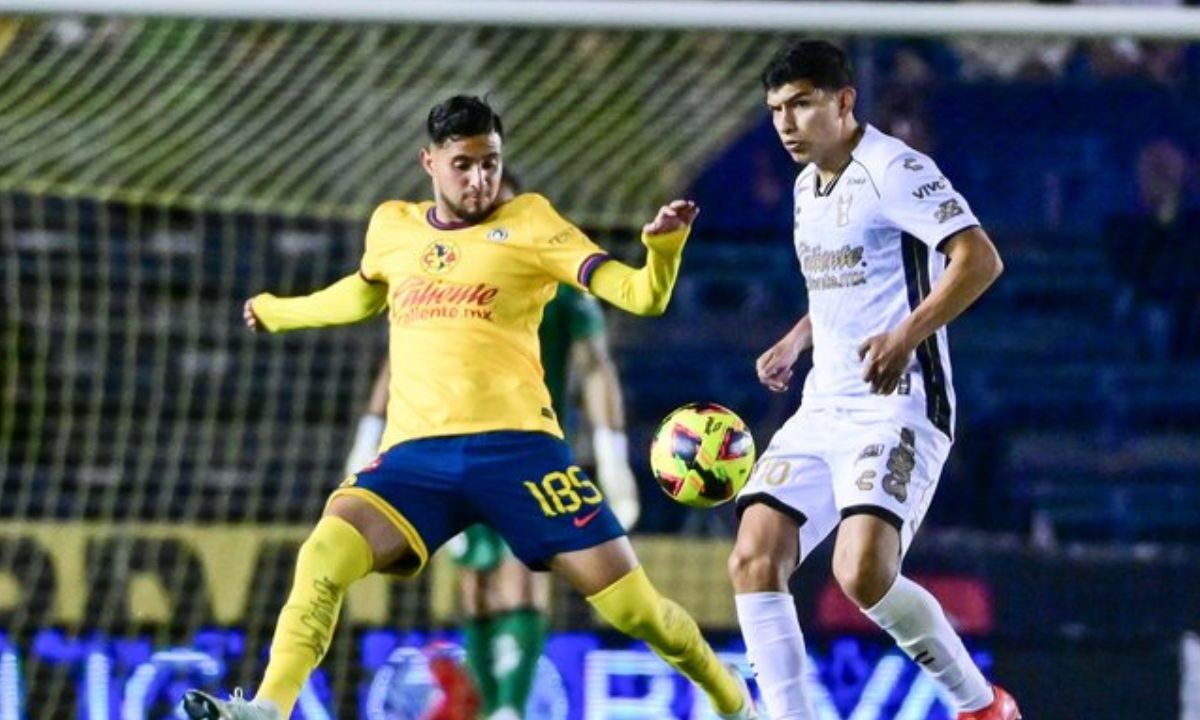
[793,125,979,438]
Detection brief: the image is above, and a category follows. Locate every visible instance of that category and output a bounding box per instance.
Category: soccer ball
[649,402,756,508]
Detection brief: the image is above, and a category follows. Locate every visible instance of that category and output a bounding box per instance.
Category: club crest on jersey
[421,240,461,274]
[486,227,509,242]
[837,194,853,227]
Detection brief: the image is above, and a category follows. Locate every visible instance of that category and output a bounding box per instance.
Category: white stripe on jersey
[793,125,979,438]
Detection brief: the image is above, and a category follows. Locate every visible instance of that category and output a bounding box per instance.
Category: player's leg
[183,494,416,720]
[259,496,418,713]
[186,440,466,720]
[550,537,752,719]
[482,556,549,720]
[453,525,505,712]
[829,414,1005,716]
[470,431,751,719]
[727,505,816,720]
[728,417,840,720]
[834,513,996,713]
[453,524,548,720]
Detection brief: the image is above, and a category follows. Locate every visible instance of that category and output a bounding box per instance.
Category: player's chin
[787,148,810,163]
[457,201,495,223]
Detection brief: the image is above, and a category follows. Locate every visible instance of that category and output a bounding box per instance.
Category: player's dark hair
[761,40,854,92]
[426,95,504,145]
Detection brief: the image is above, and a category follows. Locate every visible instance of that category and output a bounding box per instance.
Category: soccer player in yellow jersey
[182,95,755,720]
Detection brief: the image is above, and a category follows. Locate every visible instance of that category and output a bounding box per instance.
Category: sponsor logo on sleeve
[934,199,964,224]
[912,178,947,200]
[902,156,925,172]
[546,229,574,246]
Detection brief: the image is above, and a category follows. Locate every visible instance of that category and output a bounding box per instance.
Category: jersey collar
[813,124,869,198]
[425,206,476,231]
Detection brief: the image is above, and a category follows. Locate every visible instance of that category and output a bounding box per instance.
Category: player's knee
[296,533,350,587]
[729,503,800,593]
[601,594,662,639]
[727,545,790,593]
[832,547,897,608]
[589,569,666,640]
[297,517,376,588]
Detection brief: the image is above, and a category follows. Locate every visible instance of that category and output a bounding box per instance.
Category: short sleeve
[879,153,980,252]
[359,202,393,283]
[562,286,606,340]
[529,194,611,289]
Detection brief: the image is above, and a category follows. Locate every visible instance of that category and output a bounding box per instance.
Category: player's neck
[814,122,864,185]
[428,203,476,230]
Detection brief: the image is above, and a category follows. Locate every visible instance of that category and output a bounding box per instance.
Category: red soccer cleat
[425,653,482,720]
[958,685,1021,720]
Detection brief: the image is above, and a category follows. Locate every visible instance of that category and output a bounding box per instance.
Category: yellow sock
[256,516,374,716]
[588,566,743,715]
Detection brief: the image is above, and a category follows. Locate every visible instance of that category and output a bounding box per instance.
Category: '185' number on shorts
[524,466,604,517]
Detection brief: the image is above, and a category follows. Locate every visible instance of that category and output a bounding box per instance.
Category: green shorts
[447,523,512,571]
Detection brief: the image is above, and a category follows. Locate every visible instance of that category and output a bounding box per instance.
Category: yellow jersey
[359,193,610,450]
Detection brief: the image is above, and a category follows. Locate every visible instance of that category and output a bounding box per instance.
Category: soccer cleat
[181,689,280,720]
[957,685,1021,720]
[715,664,758,720]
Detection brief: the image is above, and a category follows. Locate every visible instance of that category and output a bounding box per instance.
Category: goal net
[1,3,1198,718]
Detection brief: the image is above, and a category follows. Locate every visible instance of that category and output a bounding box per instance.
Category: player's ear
[837,86,857,119]
[418,146,435,178]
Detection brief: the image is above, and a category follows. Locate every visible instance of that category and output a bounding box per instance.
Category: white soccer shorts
[736,406,951,563]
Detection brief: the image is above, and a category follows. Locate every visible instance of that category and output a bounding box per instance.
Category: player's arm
[588,200,698,317]
[573,334,640,529]
[756,314,812,393]
[859,226,1003,394]
[244,273,387,333]
[343,358,389,474]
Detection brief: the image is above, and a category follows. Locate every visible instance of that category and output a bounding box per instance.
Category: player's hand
[344,414,385,476]
[597,460,641,530]
[243,299,262,332]
[643,199,699,236]
[594,427,640,530]
[757,333,803,393]
[857,329,916,395]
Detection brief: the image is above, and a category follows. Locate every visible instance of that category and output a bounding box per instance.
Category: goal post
[4,0,1200,38]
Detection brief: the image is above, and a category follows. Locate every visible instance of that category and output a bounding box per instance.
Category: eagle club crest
[420,240,460,274]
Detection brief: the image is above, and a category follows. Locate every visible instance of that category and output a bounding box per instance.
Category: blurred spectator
[1103,139,1200,360]
[876,89,937,154]
[952,36,1074,81]
[1075,0,1188,85]
[947,1,1073,81]
[874,43,944,153]
[1141,41,1188,86]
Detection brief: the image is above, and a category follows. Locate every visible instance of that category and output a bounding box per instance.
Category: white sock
[735,592,818,720]
[862,575,994,712]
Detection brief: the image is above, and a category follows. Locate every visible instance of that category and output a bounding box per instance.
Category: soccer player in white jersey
[728,41,1021,720]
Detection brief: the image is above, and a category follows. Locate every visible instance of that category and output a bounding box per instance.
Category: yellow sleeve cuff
[251,273,387,332]
[587,226,689,316]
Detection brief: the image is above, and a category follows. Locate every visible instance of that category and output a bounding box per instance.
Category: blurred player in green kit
[343,173,640,720]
